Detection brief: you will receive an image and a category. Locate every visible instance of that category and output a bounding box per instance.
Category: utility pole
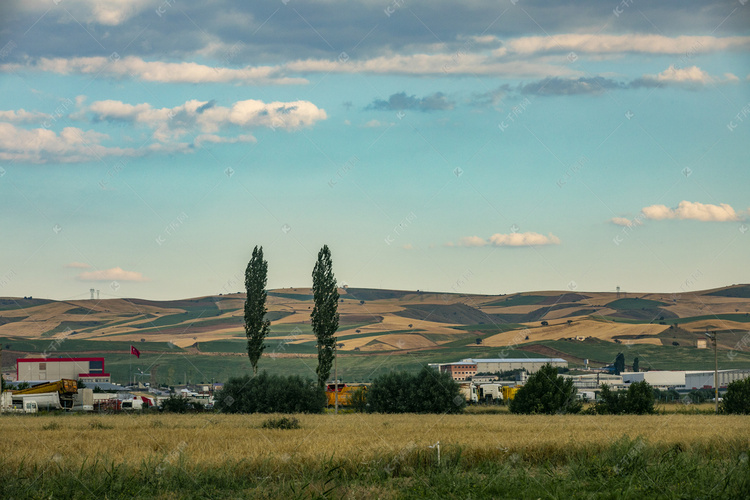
[705,330,719,414]
[714,331,719,414]
[334,341,338,414]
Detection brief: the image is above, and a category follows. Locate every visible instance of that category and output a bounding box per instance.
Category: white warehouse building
[621,371,686,388]
[462,358,568,374]
[683,369,750,390]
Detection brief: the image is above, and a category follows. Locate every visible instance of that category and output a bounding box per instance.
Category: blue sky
[0,0,748,300]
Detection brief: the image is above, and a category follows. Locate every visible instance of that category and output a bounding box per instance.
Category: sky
[0,0,748,301]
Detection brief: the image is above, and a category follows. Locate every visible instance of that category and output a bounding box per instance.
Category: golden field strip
[3,412,749,468]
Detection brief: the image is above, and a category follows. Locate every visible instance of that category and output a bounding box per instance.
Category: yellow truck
[10,379,79,410]
[502,386,521,401]
[12,379,78,396]
[325,384,366,407]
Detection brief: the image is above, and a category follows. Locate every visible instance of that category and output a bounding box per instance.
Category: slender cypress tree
[614,352,625,375]
[311,245,339,387]
[244,246,270,375]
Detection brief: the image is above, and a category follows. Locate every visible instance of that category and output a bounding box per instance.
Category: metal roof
[464,358,567,363]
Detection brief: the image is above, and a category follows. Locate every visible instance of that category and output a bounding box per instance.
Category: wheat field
[2,412,748,467]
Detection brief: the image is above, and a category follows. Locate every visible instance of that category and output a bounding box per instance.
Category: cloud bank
[454,232,561,247]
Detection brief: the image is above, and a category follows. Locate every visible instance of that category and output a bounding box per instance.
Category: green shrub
[367,367,464,414]
[594,381,655,414]
[160,395,203,413]
[721,377,750,414]
[509,364,582,414]
[261,416,300,430]
[215,372,325,414]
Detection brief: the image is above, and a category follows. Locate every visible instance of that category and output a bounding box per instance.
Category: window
[89,360,103,374]
[39,363,46,370]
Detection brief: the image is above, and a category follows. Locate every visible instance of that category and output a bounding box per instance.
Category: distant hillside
[1,284,749,353]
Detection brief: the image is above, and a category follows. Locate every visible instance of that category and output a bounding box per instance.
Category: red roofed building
[17,357,110,383]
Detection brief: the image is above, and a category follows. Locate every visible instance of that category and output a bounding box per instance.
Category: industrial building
[683,369,750,390]
[431,358,568,380]
[620,369,750,390]
[16,357,111,383]
[465,358,568,374]
[439,362,477,381]
[564,373,625,391]
[621,371,687,388]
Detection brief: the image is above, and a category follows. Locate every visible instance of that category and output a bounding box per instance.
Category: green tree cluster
[215,372,326,413]
[509,364,582,414]
[721,378,750,414]
[160,395,204,413]
[366,367,464,414]
[594,381,655,414]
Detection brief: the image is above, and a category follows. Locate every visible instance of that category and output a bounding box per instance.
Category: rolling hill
[2,285,749,383]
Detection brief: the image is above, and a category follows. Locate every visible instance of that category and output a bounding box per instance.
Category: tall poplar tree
[244,246,270,375]
[311,245,339,387]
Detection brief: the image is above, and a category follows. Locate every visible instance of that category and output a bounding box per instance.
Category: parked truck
[11,379,78,409]
[459,382,478,403]
[502,386,520,401]
[72,388,94,412]
[12,379,78,396]
[477,384,504,403]
[325,384,366,407]
[1,391,62,413]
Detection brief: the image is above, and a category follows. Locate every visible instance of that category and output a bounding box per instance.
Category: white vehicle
[1,391,60,413]
[477,384,504,402]
[459,382,478,403]
[577,391,596,401]
[72,389,94,412]
[121,399,144,410]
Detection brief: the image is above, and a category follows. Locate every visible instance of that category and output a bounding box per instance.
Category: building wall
[566,374,624,390]
[441,364,477,381]
[622,371,686,387]
[684,370,750,390]
[17,358,109,382]
[473,359,567,374]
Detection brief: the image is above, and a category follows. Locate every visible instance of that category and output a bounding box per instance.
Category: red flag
[130,345,140,358]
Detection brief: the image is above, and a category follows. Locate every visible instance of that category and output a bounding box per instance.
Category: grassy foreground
[1,412,749,499]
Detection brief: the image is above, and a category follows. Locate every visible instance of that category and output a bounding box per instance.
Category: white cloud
[77,267,149,282]
[0,96,326,163]
[488,232,561,247]
[635,65,738,87]
[20,0,166,26]
[453,232,561,247]
[641,201,741,222]
[362,119,394,128]
[2,53,576,83]
[286,54,576,77]
[87,98,327,140]
[458,236,488,247]
[65,262,91,269]
[0,109,49,124]
[0,123,141,163]
[2,56,307,86]
[507,34,750,55]
[193,134,257,147]
[611,217,636,227]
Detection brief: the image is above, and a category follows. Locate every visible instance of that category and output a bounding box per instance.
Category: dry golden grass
[481,318,668,346]
[2,412,748,469]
